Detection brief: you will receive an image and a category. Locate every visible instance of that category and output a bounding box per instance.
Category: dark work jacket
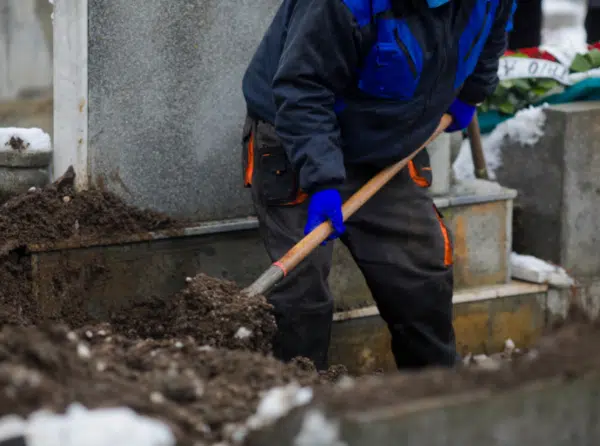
[242,0,513,193]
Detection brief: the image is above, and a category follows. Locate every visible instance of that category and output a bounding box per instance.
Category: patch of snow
[293,410,346,446]
[511,252,575,288]
[541,0,587,52]
[234,327,252,340]
[245,383,313,431]
[13,404,176,446]
[0,128,51,152]
[453,105,548,181]
[0,415,26,442]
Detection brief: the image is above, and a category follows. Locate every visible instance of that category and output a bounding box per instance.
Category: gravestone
[494,102,600,315]
[54,0,281,220]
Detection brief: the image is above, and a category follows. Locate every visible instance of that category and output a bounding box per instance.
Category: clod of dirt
[110,274,278,354]
[7,136,27,151]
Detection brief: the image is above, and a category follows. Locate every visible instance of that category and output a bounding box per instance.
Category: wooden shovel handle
[467,115,489,180]
[243,114,453,297]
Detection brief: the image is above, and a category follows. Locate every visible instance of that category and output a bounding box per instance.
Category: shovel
[243,114,453,298]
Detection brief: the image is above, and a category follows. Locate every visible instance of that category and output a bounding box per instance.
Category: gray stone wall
[0,0,52,101]
[87,0,280,220]
[495,102,600,280]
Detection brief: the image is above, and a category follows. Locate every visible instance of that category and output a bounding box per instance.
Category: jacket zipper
[464,1,491,62]
[393,27,417,78]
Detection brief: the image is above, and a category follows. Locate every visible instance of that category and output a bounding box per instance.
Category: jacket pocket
[408,149,432,188]
[358,20,423,100]
[246,119,307,206]
[454,0,497,88]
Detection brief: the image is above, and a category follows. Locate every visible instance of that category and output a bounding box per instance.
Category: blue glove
[304,189,345,245]
[445,98,476,133]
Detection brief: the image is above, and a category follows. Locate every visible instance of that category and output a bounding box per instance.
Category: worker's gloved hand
[445,98,476,133]
[304,189,345,245]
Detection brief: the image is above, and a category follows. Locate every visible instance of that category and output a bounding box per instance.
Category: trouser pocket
[241,115,307,206]
[408,149,432,188]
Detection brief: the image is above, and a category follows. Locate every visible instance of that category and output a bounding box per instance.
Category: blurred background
[0,0,593,139]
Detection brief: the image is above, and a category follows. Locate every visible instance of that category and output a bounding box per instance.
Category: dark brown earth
[110,274,278,355]
[0,167,184,327]
[0,167,180,250]
[0,323,330,444]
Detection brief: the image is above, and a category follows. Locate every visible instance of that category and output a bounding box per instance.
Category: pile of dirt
[0,167,181,250]
[0,323,335,445]
[0,167,186,327]
[110,274,278,354]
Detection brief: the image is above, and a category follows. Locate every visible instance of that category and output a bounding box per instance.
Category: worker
[241,0,514,371]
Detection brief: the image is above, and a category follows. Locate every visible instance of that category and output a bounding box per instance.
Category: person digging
[241,0,514,371]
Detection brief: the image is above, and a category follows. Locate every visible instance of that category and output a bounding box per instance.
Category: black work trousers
[242,116,458,371]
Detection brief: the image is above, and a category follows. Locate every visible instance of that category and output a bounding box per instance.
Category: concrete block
[495,102,600,280]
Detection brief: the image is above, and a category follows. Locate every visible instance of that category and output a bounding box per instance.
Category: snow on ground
[0,128,52,152]
[0,404,175,446]
[511,253,575,287]
[453,105,548,181]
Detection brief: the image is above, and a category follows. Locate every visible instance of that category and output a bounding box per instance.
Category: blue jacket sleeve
[272,0,363,194]
[458,0,514,105]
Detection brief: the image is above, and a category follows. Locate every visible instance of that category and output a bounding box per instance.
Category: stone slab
[87,0,280,220]
[0,167,50,202]
[0,149,52,168]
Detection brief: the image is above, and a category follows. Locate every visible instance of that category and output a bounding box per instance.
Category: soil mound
[111,274,278,354]
[0,323,326,444]
[0,167,180,250]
